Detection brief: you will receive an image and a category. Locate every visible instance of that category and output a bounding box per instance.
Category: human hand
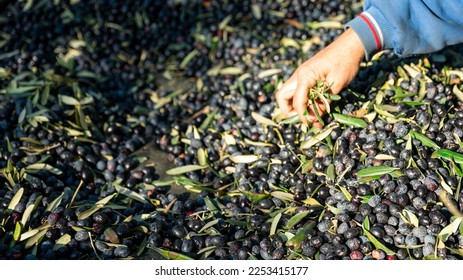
[275,28,365,127]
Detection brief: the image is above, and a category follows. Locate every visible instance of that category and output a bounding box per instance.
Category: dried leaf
[104,227,120,244]
[229,154,259,164]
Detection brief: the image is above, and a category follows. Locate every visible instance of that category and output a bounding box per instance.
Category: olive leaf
[166,165,207,175]
[251,111,278,127]
[179,49,198,69]
[285,211,310,229]
[432,149,463,164]
[53,234,72,251]
[399,209,419,227]
[438,217,463,242]
[219,67,243,75]
[286,221,316,249]
[300,123,339,149]
[409,130,439,150]
[257,69,282,79]
[7,187,24,213]
[21,195,42,226]
[45,192,64,213]
[363,227,395,256]
[115,184,148,204]
[332,113,367,128]
[24,228,48,249]
[229,154,260,164]
[199,219,219,233]
[13,222,23,241]
[270,212,282,236]
[148,247,194,260]
[77,193,116,220]
[357,166,399,178]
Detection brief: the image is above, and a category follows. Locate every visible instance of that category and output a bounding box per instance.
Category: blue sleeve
[346,0,463,60]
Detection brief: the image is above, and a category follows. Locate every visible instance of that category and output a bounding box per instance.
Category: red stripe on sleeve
[358,14,381,50]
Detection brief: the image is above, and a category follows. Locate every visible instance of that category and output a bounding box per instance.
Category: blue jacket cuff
[346,7,392,60]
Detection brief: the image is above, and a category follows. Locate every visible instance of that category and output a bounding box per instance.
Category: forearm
[347,0,463,60]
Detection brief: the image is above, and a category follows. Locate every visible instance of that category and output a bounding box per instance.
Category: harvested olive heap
[1,0,463,260]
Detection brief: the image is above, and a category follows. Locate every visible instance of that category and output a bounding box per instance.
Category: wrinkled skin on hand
[275,28,365,127]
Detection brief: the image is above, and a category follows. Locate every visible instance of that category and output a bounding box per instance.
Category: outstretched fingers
[275,74,297,116]
[293,73,316,124]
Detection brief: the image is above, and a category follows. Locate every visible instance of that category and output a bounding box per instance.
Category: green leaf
[6,86,37,95]
[432,149,463,164]
[204,197,221,214]
[363,216,370,231]
[286,221,316,249]
[332,113,367,128]
[326,204,342,215]
[301,123,339,149]
[339,186,352,201]
[326,164,335,181]
[166,165,207,175]
[149,247,194,260]
[270,212,282,236]
[357,166,399,178]
[115,184,148,204]
[285,211,310,229]
[311,102,324,125]
[179,49,198,69]
[363,227,395,255]
[323,93,341,101]
[13,222,22,241]
[409,131,439,149]
[199,219,219,233]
